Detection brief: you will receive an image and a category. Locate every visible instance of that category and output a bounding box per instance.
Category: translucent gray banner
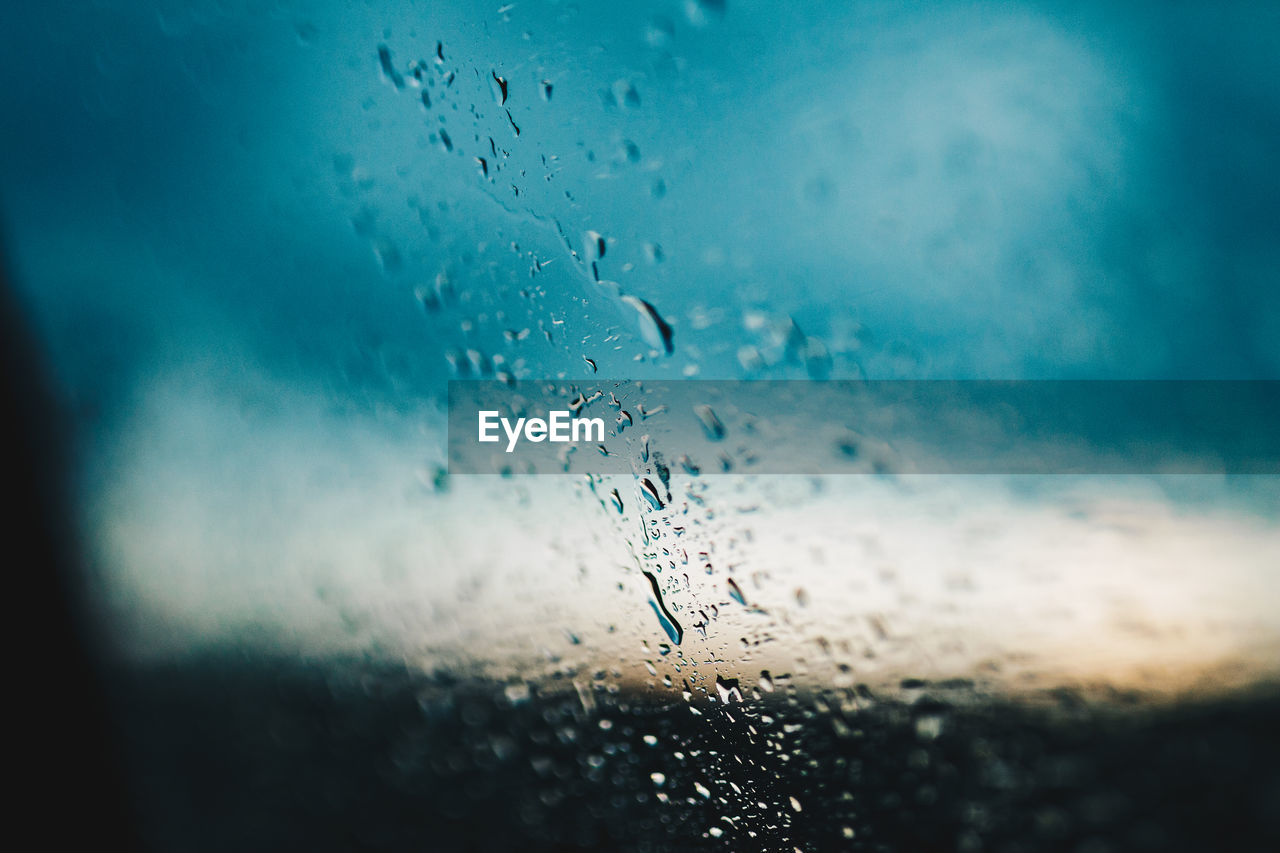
[447,380,1280,476]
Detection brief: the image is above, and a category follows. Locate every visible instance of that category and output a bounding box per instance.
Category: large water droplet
[644,570,683,645]
[694,405,725,440]
[640,478,664,510]
[621,295,674,355]
[726,577,747,606]
[715,675,743,704]
[377,44,404,89]
[489,70,508,105]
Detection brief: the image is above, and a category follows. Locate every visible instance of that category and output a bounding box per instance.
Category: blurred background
[3,0,1278,850]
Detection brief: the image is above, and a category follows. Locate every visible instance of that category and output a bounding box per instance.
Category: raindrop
[640,478,664,510]
[490,70,508,105]
[612,79,641,108]
[789,795,803,813]
[377,44,404,89]
[915,714,945,741]
[650,772,666,787]
[644,17,675,49]
[622,295,674,354]
[686,0,727,28]
[804,337,832,379]
[715,675,743,704]
[609,489,624,513]
[541,80,553,101]
[693,405,725,441]
[726,577,747,606]
[583,356,597,373]
[758,671,774,692]
[644,570,683,645]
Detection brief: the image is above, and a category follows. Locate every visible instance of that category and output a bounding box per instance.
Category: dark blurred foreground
[104,654,1280,852]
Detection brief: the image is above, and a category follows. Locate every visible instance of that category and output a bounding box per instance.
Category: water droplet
[609,489,624,513]
[377,44,404,89]
[644,570,683,645]
[504,681,531,704]
[726,577,746,606]
[643,734,658,746]
[804,337,832,379]
[622,295,674,354]
[715,675,743,704]
[540,80,553,101]
[640,478,664,510]
[490,70,508,105]
[758,671,774,693]
[686,0,727,28]
[583,356,597,373]
[789,795,803,813]
[694,781,711,799]
[583,230,606,263]
[915,714,945,741]
[650,772,666,786]
[693,405,725,440]
[612,79,641,108]
[373,239,401,273]
[645,17,675,49]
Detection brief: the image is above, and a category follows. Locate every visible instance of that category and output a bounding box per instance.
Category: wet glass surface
[2,1,1278,850]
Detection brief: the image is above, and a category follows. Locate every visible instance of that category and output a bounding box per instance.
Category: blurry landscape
[2,0,1278,849]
